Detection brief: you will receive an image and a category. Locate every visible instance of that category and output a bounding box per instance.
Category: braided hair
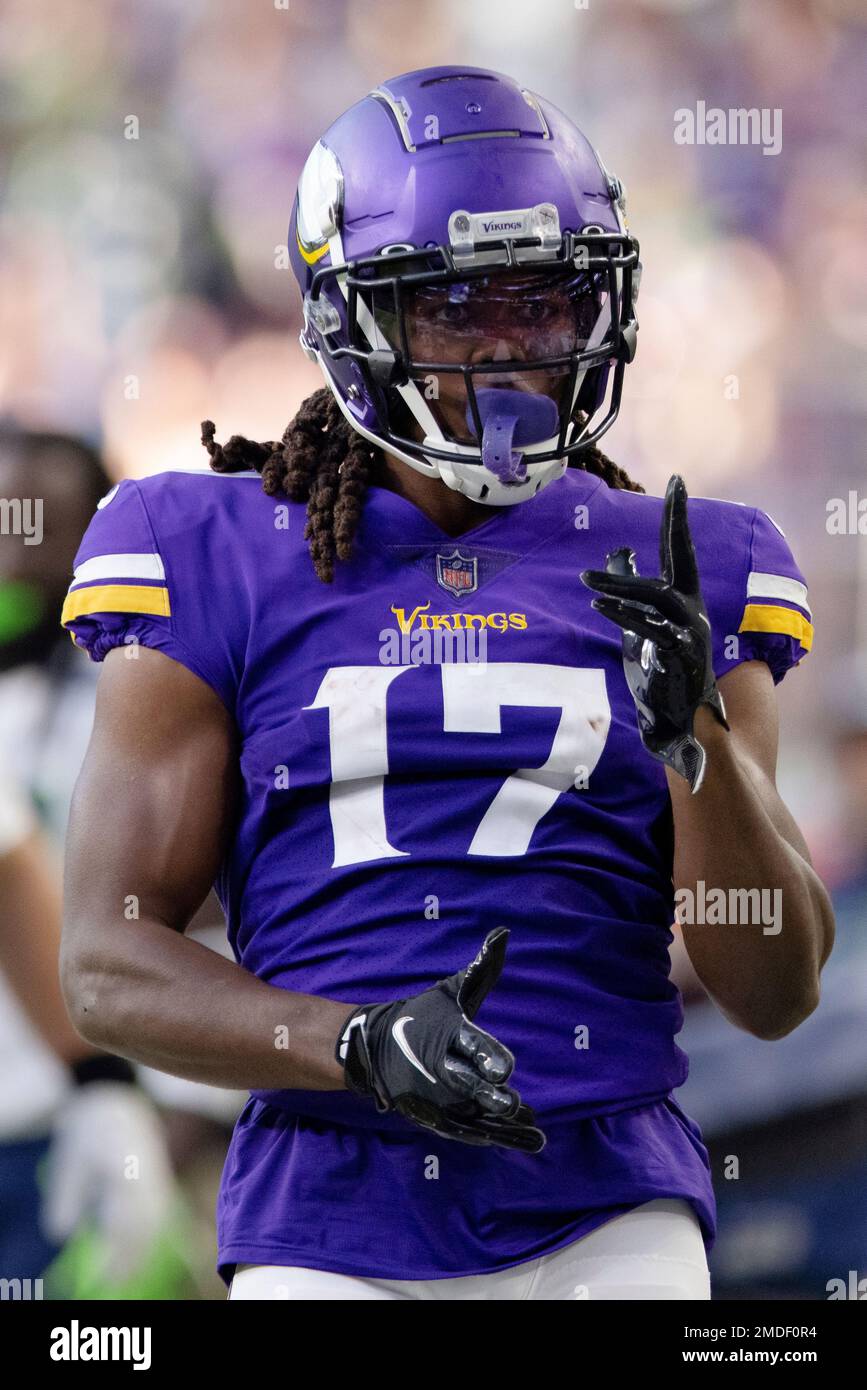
[201,387,643,583]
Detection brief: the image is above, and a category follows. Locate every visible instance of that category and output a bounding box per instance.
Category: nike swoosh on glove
[581,473,730,793]
[335,927,546,1153]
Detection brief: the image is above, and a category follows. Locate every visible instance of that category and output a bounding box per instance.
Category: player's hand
[581,473,729,792]
[335,928,546,1153]
[41,1082,177,1283]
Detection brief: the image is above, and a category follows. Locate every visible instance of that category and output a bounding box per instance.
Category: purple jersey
[62,465,811,1280]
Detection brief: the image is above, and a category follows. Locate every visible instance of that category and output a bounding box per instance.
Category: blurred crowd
[0,0,864,1298]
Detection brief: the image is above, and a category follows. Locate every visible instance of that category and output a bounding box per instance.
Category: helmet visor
[369,265,611,447]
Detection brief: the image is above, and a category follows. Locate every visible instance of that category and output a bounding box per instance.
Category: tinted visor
[369,266,610,447]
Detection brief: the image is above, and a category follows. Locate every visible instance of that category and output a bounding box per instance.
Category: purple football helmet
[289,65,640,506]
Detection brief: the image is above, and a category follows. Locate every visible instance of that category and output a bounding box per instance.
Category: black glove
[335,928,546,1153]
[581,473,729,792]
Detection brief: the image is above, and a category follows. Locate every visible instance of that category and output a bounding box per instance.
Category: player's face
[375,267,605,447]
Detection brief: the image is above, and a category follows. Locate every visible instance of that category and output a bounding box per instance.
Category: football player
[61,66,833,1300]
[0,430,184,1293]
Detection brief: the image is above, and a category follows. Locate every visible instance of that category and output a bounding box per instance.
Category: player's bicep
[64,645,238,944]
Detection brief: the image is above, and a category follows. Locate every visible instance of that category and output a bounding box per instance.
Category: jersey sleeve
[711,506,813,685]
[60,478,238,711]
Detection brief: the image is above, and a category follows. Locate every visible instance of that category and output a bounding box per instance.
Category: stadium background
[0,0,865,1299]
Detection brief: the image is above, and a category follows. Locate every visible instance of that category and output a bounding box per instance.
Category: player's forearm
[668,709,834,1041]
[60,914,352,1090]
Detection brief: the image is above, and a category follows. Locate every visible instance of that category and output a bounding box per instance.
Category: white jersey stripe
[746,571,811,618]
[158,466,262,478]
[71,552,166,587]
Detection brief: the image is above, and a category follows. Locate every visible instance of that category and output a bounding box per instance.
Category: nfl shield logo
[436,549,478,598]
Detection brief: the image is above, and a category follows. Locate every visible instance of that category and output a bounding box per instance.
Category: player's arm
[61,645,352,1090]
[0,825,98,1063]
[63,648,542,1150]
[582,476,834,1041]
[667,659,834,1041]
[61,481,539,1151]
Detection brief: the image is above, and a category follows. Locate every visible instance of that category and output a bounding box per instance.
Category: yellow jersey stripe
[739,603,813,651]
[62,583,171,625]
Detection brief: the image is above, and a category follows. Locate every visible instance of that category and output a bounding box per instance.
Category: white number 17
[306,663,611,867]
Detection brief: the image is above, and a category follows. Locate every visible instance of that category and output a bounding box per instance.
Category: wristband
[69,1053,136,1087]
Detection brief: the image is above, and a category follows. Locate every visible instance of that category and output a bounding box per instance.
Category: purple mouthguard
[466,389,559,483]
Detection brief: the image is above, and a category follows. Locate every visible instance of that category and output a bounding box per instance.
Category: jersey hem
[218,1190,715,1287]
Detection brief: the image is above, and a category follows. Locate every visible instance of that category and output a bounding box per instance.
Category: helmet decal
[295,141,343,260]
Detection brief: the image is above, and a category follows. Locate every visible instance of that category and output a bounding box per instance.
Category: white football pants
[228,1197,710,1300]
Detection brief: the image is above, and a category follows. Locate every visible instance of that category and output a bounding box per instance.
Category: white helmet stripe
[566,266,621,420]
[332,262,453,454]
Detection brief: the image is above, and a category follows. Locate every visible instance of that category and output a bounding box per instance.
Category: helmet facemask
[371,264,602,458]
[305,220,638,502]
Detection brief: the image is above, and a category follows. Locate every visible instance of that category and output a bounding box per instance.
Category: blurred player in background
[0,427,242,1298]
[0,429,176,1292]
[59,68,834,1301]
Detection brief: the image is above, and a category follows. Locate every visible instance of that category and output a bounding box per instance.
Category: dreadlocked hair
[201,386,644,584]
[201,389,376,584]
